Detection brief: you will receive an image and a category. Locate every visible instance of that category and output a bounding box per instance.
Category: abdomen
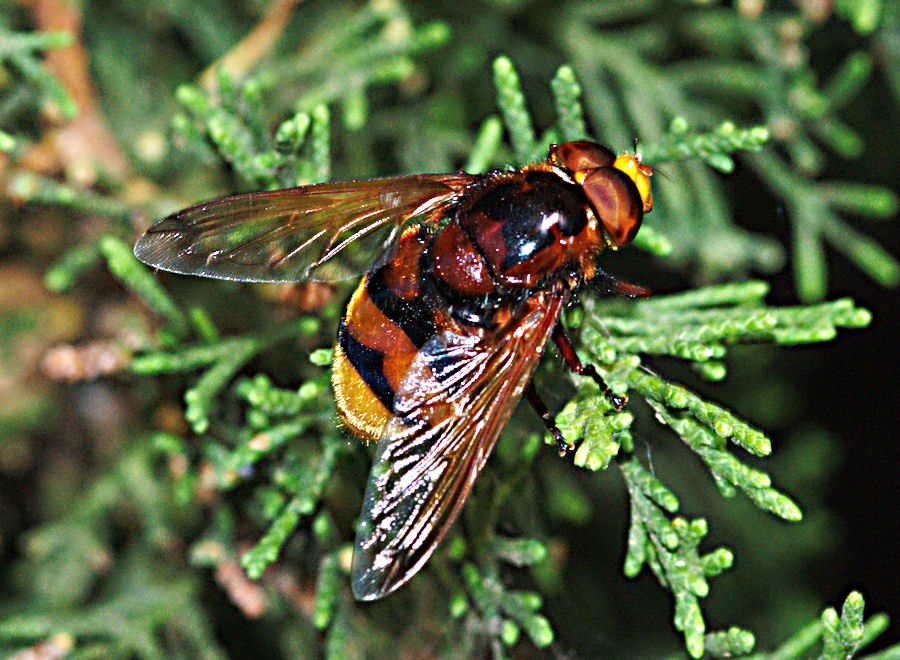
[332,226,437,440]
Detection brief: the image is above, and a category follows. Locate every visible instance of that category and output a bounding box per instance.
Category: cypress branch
[464,116,504,174]
[8,171,134,218]
[641,118,770,172]
[240,496,306,579]
[493,57,537,165]
[100,235,189,339]
[313,552,342,630]
[551,65,587,142]
[44,242,102,293]
[0,27,76,120]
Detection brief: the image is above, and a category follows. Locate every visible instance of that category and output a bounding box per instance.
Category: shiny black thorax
[345,168,596,393]
[457,169,589,277]
[427,168,590,327]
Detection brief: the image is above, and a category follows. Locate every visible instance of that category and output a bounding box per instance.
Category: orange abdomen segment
[332,227,435,441]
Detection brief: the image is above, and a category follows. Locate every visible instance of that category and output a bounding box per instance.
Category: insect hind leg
[524,381,573,456]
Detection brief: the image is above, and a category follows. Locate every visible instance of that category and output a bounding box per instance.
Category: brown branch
[199,0,304,90]
[19,0,131,183]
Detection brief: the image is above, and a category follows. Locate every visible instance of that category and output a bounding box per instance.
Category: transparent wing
[351,292,566,600]
[133,174,473,283]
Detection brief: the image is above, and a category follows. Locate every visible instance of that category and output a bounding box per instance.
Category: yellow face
[612,153,653,213]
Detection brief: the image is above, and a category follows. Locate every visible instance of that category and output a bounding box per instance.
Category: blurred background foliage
[0,0,898,657]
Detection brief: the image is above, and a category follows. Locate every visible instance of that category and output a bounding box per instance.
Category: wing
[350,292,567,600]
[133,174,473,283]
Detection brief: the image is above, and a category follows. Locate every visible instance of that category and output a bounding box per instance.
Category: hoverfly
[134,140,653,600]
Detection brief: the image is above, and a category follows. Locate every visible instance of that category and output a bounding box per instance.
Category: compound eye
[582,166,643,245]
[553,141,616,173]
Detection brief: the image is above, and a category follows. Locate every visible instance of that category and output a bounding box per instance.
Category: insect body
[134,140,653,600]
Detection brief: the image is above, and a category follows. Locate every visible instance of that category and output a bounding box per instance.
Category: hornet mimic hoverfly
[134,140,654,600]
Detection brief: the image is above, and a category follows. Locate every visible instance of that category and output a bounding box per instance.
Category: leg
[593,267,652,299]
[552,323,626,410]
[524,381,573,456]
